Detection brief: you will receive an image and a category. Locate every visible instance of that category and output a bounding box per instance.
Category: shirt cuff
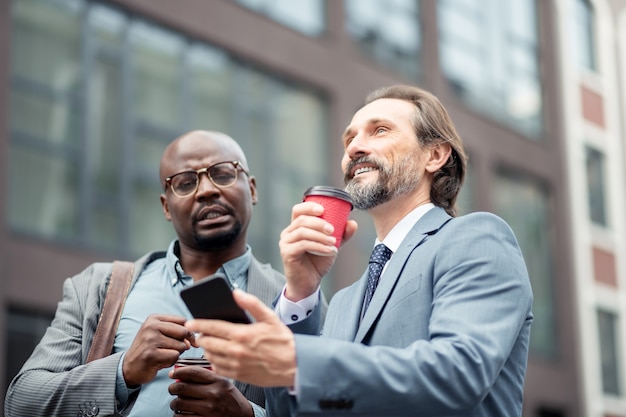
[275,285,319,324]
[115,352,140,407]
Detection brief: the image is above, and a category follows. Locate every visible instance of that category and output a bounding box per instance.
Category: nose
[345,131,369,160]
[195,172,220,198]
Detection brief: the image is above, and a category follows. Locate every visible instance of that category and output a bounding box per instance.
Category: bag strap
[86,261,134,363]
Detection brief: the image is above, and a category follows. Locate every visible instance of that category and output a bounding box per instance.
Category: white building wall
[556,0,626,416]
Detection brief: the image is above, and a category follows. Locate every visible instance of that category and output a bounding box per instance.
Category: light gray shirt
[114,240,263,417]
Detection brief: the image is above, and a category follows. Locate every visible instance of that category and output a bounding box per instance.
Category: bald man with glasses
[5,130,323,417]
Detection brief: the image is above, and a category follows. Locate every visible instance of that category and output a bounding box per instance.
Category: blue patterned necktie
[362,244,393,317]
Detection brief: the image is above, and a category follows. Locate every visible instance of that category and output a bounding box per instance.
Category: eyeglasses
[164,160,249,198]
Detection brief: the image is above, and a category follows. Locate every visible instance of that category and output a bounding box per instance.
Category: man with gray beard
[5,130,323,417]
[187,85,534,417]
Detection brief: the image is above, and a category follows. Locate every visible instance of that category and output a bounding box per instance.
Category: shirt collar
[220,246,251,290]
[164,239,252,288]
[376,203,435,254]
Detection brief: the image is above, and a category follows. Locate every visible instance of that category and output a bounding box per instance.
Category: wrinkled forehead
[344,98,416,137]
[353,98,415,122]
[161,134,244,178]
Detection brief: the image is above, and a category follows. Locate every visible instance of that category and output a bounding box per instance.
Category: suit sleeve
[4,267,125,417]
[291,213,533,416]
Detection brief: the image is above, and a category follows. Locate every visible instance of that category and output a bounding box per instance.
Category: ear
[248,176,258,205]
[160,193,172,222]
[424,142,452,173]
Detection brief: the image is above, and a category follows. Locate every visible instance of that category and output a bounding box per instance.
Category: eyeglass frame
[163,160,249,198]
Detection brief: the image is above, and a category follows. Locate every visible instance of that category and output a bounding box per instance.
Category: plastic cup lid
[303,186,354,207]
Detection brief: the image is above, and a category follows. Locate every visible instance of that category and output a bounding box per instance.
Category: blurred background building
[0,0,625,416]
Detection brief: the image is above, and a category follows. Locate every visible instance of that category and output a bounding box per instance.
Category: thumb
[233,289,279,324]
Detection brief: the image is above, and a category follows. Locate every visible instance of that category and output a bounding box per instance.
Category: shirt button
[291,314,299,321]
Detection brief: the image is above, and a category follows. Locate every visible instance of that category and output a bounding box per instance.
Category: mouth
[350,163,378,179]
[195,204,230,223]
[353,166,377,176]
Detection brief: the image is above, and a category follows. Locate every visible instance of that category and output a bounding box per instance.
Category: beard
[344,154,420,211]
[192,221,243,252]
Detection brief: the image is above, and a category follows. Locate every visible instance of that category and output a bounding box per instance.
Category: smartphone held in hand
[180,273,251,324]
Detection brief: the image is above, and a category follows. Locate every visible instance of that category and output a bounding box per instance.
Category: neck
[369,194,431,241]
[177,241,246,281]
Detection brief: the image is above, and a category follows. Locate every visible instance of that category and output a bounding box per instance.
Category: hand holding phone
[180,273,251,324]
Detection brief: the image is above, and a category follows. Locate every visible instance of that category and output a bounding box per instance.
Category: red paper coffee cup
[303,186,353,248]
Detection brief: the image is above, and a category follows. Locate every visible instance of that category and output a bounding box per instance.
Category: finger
[292,201,324,220]
[280,221,337,259]
[341,219,358,244]
[191,335,236,373]
[187,331,199,348]
[284,238,338,259]
[281,214,335,243]
[306,246,338,257]
[285,223,336,245]
[170,366,217,385]
[185,319,235,339]
[150,314,188,325]
[232,289,279,324]
[143,315,194,342]
[158,322,196,344]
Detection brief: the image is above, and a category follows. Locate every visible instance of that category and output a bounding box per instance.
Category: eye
[172,173,197,191]
[374,127,387,135]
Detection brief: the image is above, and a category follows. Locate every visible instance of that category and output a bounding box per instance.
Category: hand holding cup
[279,186,357,301]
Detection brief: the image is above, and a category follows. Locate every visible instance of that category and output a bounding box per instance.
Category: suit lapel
[245,256,284,307]
[354,207,452,343]
[325,272,369,341]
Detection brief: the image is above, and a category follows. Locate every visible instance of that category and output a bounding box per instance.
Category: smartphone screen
[180,273,251,324]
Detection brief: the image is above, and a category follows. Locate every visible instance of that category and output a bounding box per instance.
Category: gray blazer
[5,251,287,417]
[268,207,533,417]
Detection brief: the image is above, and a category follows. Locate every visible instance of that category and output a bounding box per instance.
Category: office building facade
[1,1,625,415]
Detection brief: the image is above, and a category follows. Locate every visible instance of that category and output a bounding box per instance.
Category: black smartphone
[180,273,251,324]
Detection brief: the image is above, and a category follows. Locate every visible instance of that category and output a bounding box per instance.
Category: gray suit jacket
[5,251,287,417]
[268,207,533,417]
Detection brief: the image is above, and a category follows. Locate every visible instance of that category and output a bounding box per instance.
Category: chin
[194,226,242,251]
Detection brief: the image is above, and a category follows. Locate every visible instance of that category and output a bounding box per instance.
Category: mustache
[344,157,381,182]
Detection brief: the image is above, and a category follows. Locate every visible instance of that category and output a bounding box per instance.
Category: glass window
[129,129,177,256]
[10,0,82,94]
[224,66,329,266]
[597,309,622,395]
[438,0,542,138]
[233,0,326,36]
[570,0,597,71]
[130,21,185,130]
[8,147,79,240]
[267,81,328,251]
[345,0,421,79]
[8,0,82,241]
[493,170,556,358]
[585,146,607,226]
[188,44,233,133]
[9,0,329,264]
